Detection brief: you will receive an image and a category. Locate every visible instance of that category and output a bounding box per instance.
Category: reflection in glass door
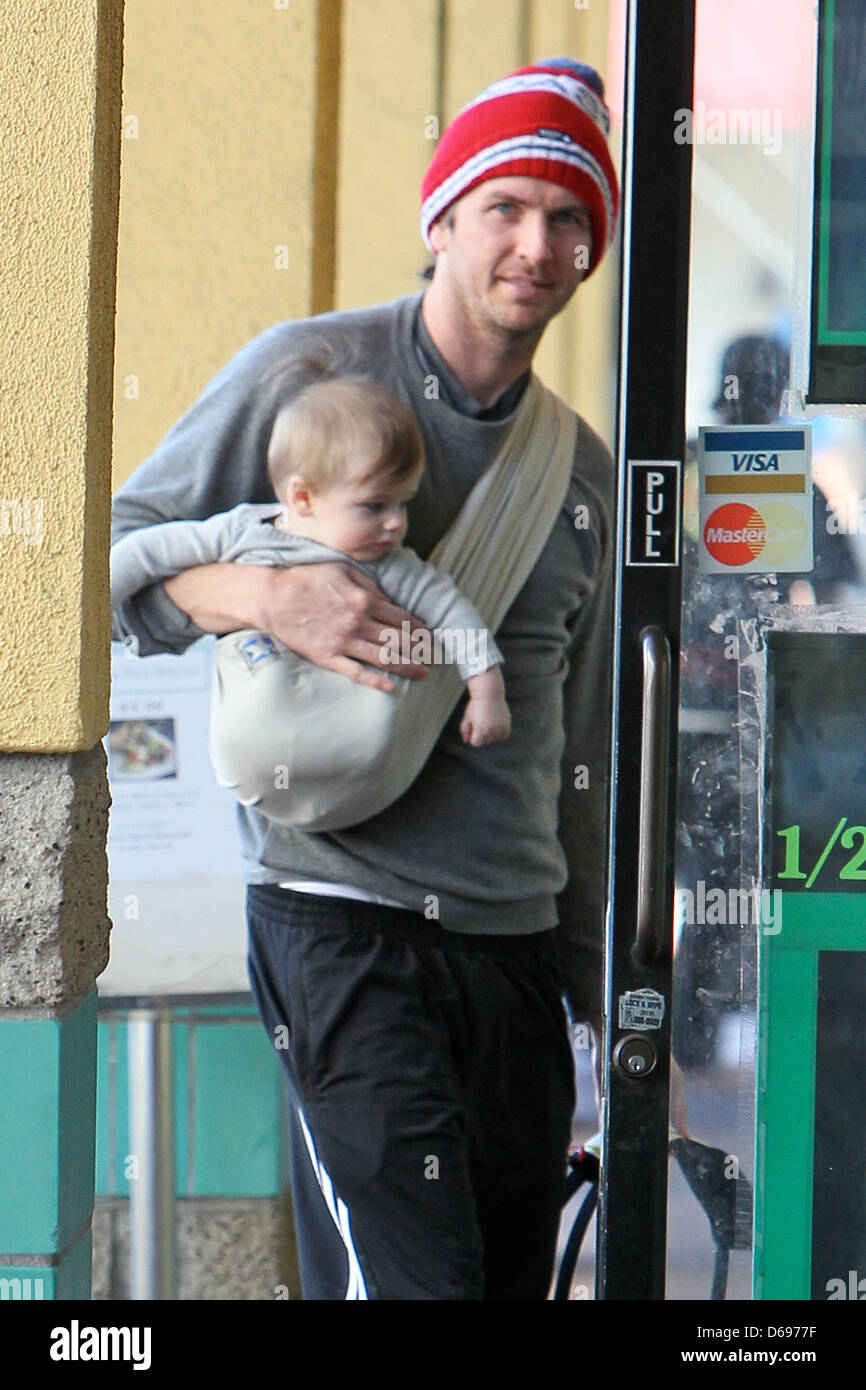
[668,0,866,1300]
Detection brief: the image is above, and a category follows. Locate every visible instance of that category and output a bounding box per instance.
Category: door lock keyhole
[613,1033,658,1078]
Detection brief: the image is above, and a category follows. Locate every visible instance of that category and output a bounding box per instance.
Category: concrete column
[0,0,123,1297]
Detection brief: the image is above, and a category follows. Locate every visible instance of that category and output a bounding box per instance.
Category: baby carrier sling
[208,375,578,831]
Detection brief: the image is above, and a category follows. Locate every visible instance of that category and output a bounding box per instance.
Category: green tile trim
[58,995,98,1247]
[755,894,866,1298]
[96,1018,189,1195]
[176,1004,259,1019]
[95,1017,113,1195]
[0,991,97,1252]
[96,1010,285,1198]
[55,1227,92,1299]
[192,1020,284,1196]
[0,1228,92,1301]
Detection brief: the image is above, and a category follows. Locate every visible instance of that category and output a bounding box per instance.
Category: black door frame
[598,0,696,1301]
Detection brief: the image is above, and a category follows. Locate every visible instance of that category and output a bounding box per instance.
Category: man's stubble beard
[482,260,583,343]
[453,272,559,352]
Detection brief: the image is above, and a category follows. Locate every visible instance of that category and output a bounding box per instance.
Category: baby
[111,375,511,747]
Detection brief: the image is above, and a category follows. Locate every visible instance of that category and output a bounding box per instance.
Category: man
[111,57,620,1299]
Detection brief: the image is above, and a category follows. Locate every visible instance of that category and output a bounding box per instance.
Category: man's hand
[163,561,431,693]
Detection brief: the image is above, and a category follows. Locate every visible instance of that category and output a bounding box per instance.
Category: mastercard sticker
[698,425,813,573]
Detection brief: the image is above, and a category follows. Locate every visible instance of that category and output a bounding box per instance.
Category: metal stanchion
[128,1008,176,1300]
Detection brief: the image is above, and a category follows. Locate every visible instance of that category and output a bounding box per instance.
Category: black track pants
[246,884,575,1301]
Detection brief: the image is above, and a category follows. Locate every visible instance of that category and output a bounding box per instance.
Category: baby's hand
[461,665,510,747]
[460,696,512,747]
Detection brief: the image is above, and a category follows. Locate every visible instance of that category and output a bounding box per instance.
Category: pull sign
[626,460,681,566]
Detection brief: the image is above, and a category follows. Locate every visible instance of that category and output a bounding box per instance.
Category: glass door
[599,0,866,1301]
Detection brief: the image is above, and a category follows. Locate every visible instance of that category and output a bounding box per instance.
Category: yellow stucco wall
[0,0,123,751]
[112,0,339,487]
[334,0,441,309]
[442,0,528,114]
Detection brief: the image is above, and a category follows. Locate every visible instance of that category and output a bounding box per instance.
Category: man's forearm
[162,563,271,634]
[128,558,430,690]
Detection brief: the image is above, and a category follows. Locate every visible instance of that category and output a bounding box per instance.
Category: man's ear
[428,213,450,255]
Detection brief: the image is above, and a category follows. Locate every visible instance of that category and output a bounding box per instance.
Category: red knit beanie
[420,57,619,276]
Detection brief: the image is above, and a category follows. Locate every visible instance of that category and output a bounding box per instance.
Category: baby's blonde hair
[267,375,424,500]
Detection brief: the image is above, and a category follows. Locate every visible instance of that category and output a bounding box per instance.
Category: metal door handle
[635,626,671,964]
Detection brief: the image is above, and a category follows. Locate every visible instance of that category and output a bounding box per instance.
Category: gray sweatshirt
[110,293,614,1014]
[110,503,503,682]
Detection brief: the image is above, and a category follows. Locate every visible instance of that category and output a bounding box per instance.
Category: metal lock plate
[613,1033,658,1078]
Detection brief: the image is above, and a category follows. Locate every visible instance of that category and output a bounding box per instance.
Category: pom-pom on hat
[420,57,619,276]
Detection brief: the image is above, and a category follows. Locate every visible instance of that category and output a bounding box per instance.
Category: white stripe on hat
[420,133,616,249]
[461,71,610,136]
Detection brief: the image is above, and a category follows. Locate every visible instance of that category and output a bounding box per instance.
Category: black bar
[598,0,695,1301]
